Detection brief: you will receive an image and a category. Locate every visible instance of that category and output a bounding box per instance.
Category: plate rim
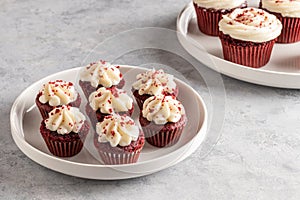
[10,66,208,179]
[177,2,300,89]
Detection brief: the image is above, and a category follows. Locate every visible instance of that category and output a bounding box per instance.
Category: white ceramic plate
[177,1,300,89]
[10,66,207,180]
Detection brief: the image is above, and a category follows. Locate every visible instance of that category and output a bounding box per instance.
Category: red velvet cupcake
[260,0,300,43]
[79,60,124,99]
[132,69,178,109]
[40,105,89,157]
[36,80,81,120]
[193,0,247,36]
[86,87,134,128]
[218,7,282,68]
[140,95,187,148]
[95,114,145,165]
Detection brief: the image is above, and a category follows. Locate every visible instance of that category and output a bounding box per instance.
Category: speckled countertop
[1,1,300,199]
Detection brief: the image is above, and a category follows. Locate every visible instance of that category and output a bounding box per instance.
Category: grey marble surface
[1,0,300,199]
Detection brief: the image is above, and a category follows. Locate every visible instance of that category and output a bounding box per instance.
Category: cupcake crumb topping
[219,7,282,42]
[261,0,300,18]
[89,87,133,114]
[80,60,122,88]
[39,80,78,106]
[142,95,185,125]
[132,69,177,96]
[45,105,86,135]
[96,114,139,147]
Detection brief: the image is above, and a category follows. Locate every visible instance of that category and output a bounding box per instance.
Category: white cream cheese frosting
[219,7,282,42]
[132,69,177,96]
[45,105,86,135]
[142,95,185,125]
[193,0,246,10]
[80,60,122,88]
[261,0,300,18]
[39,80,78,106]
[89,87,133,114]
[96,115,139,147]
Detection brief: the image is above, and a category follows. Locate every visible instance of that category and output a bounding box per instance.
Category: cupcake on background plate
[86,87,134,127]
[218,7,282,68]
[36,80,81,120]
[40,105,90,157]
[260,0,300,43]
[132,69,178,109]
[193,0,247,36]
[139,95,187,148]
[95,114,145,165]
[79,60,124,99]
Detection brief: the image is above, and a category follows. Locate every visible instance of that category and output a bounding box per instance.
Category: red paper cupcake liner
[270,14,300,43]
[143,125,184,148]
[40,121,89,157]
[35,92,81,120]
[193,3,247,36]
[97,150,142,165]
[193,4,222,36]
[259,2,300,43]
[219,33,276,68]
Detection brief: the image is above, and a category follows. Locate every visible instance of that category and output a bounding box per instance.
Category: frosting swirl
[132,69,177,96]
[80,60,122,88]
[219,8,282,42]
[89,87,133,114]
[142,95,185,125]
[193,0,246,10]
[261,0,300,18]
[38,80,78,106]
[45,105,86,135]
[96,115,139,147]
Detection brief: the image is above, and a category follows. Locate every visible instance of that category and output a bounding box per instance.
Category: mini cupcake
[79,60,124,99]
[36,80,81,120]
[139,95,187,148]
[260,0,300,43]
[95,114,145,165]
[193,0,247,36]
[218,7,282,68]
[86,87,134,127]
[40,105,90,157]
[132,69,178,109]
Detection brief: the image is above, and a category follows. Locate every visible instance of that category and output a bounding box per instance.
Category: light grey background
[1,0,300,199]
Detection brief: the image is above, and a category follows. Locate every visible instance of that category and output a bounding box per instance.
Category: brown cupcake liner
[219,34,276,68]
[143,125,184,148]
[97,149,142,165]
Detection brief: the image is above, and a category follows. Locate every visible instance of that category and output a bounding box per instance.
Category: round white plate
[177,1,300,89]
[10,66,208,180]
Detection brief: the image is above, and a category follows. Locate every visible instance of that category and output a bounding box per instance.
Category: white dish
[177,1,300,89]
[10,65,208,180]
